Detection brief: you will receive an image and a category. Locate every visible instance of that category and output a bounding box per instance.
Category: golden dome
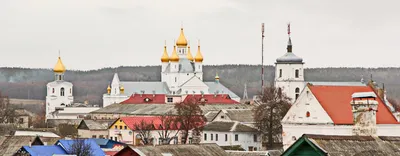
[107,85,111,94]
[161,44,169,62]
[187,45,194,61]
[176,28,188,46]
[170,45,179,62]
[215,73,220,80]
[53,57,66,73]
[195,45,203,62]
[120,85,125,93]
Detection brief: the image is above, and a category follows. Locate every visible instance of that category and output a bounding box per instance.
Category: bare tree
[388,97,400,111]
[0,92,16,124]
[134,119,155,145]
[68,139,94,156]
[253,86,291,149]
[174,97,207,144]
[157,112,180,145]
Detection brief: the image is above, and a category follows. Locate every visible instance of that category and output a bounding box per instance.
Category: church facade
[103,28,240,107]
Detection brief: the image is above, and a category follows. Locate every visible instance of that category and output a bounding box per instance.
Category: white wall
[275,63,304,103]
[46,81,74,120]
[103,95,129,107]
[201,131,262,151]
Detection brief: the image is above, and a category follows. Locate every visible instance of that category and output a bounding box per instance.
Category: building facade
[103,27,240,107]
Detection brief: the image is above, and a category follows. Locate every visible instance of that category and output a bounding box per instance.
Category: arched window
[295,69,299,78]
[70,88,72,94]
[279,69,282,78]
[306,111,310,117]
[278,87,282,98]
[52,88,55,93]
[60,88,65,96]
[295,87,300,100]
[175,77,177,82]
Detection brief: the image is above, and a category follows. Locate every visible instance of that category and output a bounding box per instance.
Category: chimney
[140,90,145,97]
[200,91,204,97]
[351,92,378,136]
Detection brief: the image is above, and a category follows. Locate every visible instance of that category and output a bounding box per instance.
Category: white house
[281,83,400,150]
[201,121,261,151]
[102,27,240,107]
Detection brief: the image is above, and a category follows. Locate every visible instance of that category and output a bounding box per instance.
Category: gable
[282,135,326,156]
[77,120,89,130]
[180,76,209,88]
[282,87,334,124]
[109,118,129,130]
[211,110,232,122]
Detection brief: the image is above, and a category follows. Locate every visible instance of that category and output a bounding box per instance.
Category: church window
[295,69,299,78]
[52,88,55,93]
[70,88,72,94]
[279,69,282,78]
[306,111,310,117]
[60,88,65,96]
[59,75,62,81]
[295,87,300,100]
[175,77,177,82]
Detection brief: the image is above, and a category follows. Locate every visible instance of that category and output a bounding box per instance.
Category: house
[201,121,261,151]
[210,109,254,127]
[115,143,228,156]
[55,139,105,156]
[15,145,68,156]
[77,120,112,139]
[281,83,400,150]
[108,116,182,145]
[0,136,59,156]
[282,134,400,156]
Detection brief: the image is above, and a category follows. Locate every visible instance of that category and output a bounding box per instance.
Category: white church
[276,28,400,150]
[45,57,99,121]
[102,27,240,107]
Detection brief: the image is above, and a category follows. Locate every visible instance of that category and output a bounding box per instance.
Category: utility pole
[261,23,265,95]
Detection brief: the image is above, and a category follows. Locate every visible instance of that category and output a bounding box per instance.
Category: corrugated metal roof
[14,131,60,138]
[224,109,254,123]
[132,143,228,156]
[119,81,170,96]
[22,145,67,156]
[203,122,257,132]
[204,82,239,98]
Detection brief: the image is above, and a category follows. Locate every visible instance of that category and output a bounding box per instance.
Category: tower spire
[287,23,292,53]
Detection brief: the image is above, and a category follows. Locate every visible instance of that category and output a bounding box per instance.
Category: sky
[0,0,399,70]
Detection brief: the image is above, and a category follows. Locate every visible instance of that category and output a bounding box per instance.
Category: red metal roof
[120,116,179,130]
[309,85,399,125]
[183,94,240,104]
[120,94,166,104]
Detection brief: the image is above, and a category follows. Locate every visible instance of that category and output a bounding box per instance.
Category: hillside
[0,65,399,105]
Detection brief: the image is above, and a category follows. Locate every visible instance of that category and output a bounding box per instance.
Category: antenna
[261,23,265,94]
[243,83,249,100]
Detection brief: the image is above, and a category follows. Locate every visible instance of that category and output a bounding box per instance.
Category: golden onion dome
[170,46,179,62]
[120,85,124,92]
[107,85,111,94]
[161,44,169,62]
[195,45,203,62]
[187,45,194,61]
[53,57,66,73]
[215,73,220,80]
[176,28,188,46]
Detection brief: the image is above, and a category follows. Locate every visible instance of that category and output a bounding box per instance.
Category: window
[221,116,224,119]
[175,77,177,82]
[235,134,238,141]
[60,88,65,96]
[254,147,257,151]
[19,118,24,124]
[114,125,117,129]
[279,69,282,78]
[99,135,104,139]
[295,87,300,100]
[114,137,118,141]
[249,146,254,151]
[52,88,55,93]
[306,111,310,117]
[59,75,62,80]
[167,98,173,103]
[70,88,72,94]
[92,135,96,138]
[295,69,299,78]
[225,134,228,141]
[253,134,257,142]
[216,134,218,141]
[211,134,213,141]
[119,126,123,129]
[204,133,207,141]
[124,126,127,129]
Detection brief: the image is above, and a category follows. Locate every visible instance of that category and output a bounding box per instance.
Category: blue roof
[22,145,67,156]
[55,139,105,156]
[92,138,109,145]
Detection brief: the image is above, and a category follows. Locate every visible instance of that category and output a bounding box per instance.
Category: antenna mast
[261,23,265,94]
[243,83,249,100]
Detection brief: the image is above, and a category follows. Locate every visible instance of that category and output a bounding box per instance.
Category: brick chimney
[351,92,378,136]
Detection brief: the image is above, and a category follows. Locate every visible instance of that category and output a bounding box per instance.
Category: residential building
[77,120,112,139]
[115,143,228,156]
[16,145,68,156]
[0,136,59,156]
[281,83,400,150]
[45,56,99,121]
[282,134,400,156]
[103,27,240,107]
[108,116,182,145]
[201,121,261,151]
[55,139,105,155]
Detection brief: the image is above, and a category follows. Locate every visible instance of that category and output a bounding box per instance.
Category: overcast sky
[0,0,399,70]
